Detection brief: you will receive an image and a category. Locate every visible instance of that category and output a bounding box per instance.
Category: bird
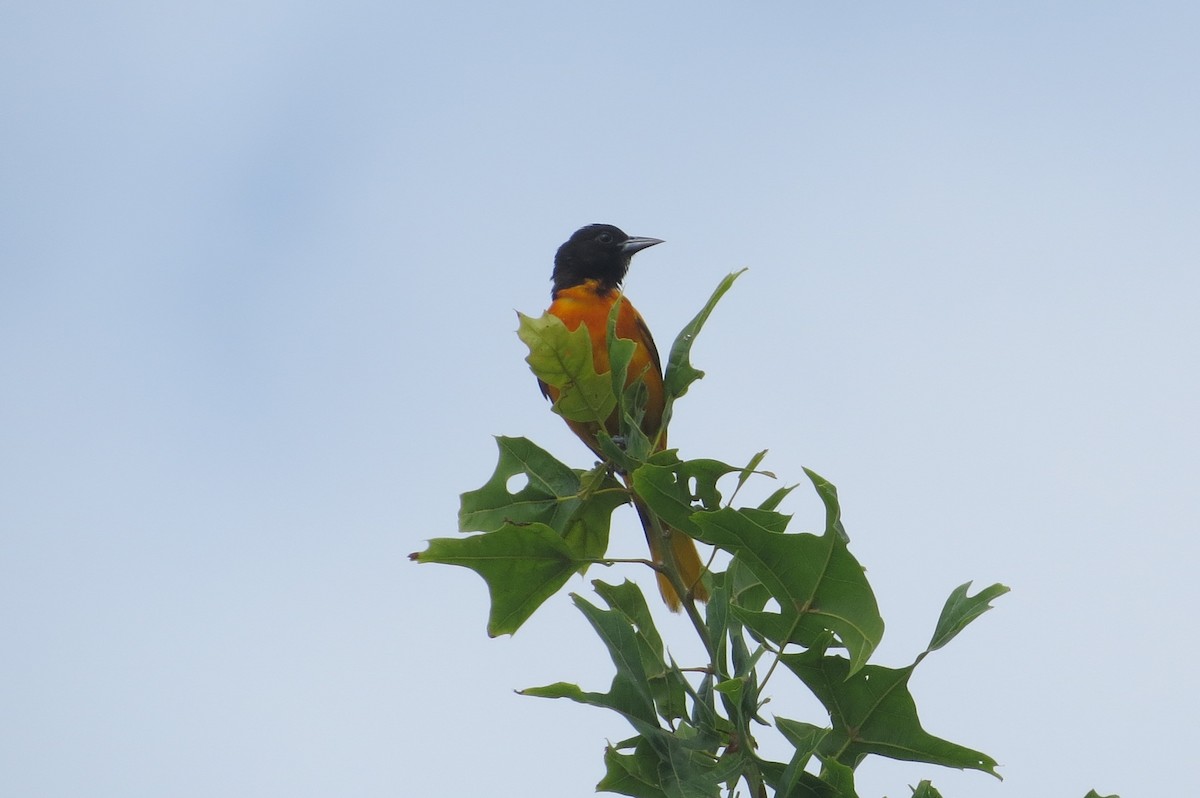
[538,223,709,611]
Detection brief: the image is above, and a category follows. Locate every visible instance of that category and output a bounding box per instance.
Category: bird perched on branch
[538,223,709,611]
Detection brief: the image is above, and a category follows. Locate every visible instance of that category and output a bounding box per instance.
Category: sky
[2,2,1197,796]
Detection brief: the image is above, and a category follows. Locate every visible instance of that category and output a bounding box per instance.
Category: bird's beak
[622,236,664,255]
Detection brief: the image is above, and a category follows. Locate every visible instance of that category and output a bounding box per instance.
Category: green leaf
[599,742,670,798]
[733,449,775,501]
[458,436,583,534]
[758,483,798,512]
[762,750,845,798]
[712,677,744,707]
[703,570,732,671]
[727,556,772,613]
[458,437,626,569]
[692,507,884,674]
[663,269,745,401]
[774,717,829,798]
[599,735,721,798]
[802,467,849,543]
[729,606,830,652]
[604,298,656,464]
[927,581,1010,653]
[631,453,740,536]
[523,593,659,728]
[660,270,745,432]
[816,756,856,797]
[910,780,944,798]
[593,580,688,722]
[526,590,723,797]
[414,523,587,637]
[776,717,829,756]
[686,673,726,744]
[618,379,656,464]
[563,467,630,562]
[781,649,1000,778]
[1083,792,1120,798]
[594,579,665,656]
[606,296,638,404]
[517,310,616,424]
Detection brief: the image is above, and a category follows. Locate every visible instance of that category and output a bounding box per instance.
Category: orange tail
[632,496,710,612]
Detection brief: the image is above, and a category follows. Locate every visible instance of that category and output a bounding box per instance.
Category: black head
[552,223,663,294]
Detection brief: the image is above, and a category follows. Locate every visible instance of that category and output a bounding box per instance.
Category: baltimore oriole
[539,223,709,611]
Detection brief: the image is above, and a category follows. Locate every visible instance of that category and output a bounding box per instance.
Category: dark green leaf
[459,437,627,568]
[594,579,664,655]
[593,580,688,722]
[802,467,848,543]
[522,593,659,728]
[618,377,656,464]
[734,449,773,498]
[709,748,750,788]
[781,649,1000,778]
[703,571,732,675]
[763,756,843,798]
[660,270,745,433]
[927,581,1010,653]
[663,269,745,401]
[606,297,637,404]
[458,436,582,534]
[910,780,944,798]
[774,717,829,798]
[712,677,744,707]
[759,483,798,512]
[692,507,884,674]
[776,717,829,756]
[730,606,829,651]
[727,557,772,613]
[599,735,721,798]
[562,468,630,563]
[415,523,586,636]
[599,742,670,798]
[606,298,657,464]
[816,756,856,798]
[1083,792,1120,798]
[631,453,740,536]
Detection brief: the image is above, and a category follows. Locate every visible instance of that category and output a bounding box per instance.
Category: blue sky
[2,2,1197,796]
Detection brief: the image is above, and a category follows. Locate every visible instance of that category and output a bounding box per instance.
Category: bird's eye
[597,232,614,244]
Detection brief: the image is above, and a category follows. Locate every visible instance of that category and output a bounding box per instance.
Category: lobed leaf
[599,743,670,798]
[691,507,884,674]
[522,593,659,728]
[758,483,798,512]
[660,270,746,432]
[703,570,733,672]
[802,467,849,543]
[927,581,1010,653]
[517,311,616,424]
[562,468,630,563]
[815,756,856,798]
[458,436,583,534]
[663,269,745,401]
[414,523,587,637]
[593,580,688,722]
[781,647,1000,778]
[631,452,741,536]
[774,717,830,798]
[621,733,722,798]
[457,436,626,585]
